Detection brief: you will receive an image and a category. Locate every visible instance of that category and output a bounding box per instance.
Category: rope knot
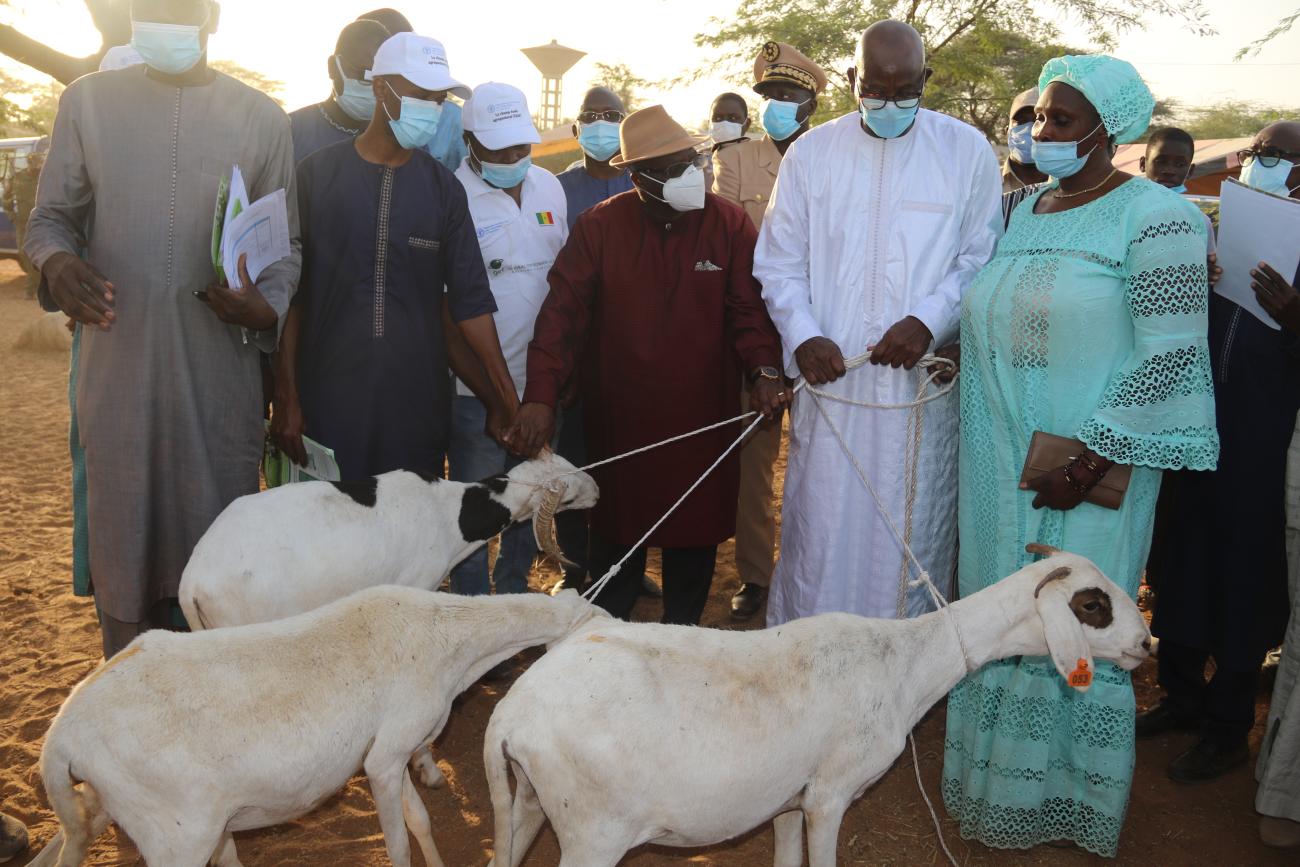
[907,570,931,590]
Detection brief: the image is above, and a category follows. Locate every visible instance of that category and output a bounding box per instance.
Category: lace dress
[942,178,1218,857]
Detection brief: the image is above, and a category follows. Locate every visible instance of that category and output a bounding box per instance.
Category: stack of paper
[210,165,291,287]
[1215,178,1300,329]
[263,422,342,486]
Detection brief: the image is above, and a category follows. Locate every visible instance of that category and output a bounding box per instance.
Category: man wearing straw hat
[510,105,788,625]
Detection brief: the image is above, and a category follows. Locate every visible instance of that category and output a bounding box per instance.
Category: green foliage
[691,0,1212,135]
[1170,100,1298,141]
[590,62,648,113]
[211,60,285,107]
[1236,7,1299,59]
[0,72,62,136]
[925,23,1084,141]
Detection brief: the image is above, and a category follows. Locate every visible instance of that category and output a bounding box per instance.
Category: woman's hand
[1022,466,1089,511]
[1021,450,1115,511]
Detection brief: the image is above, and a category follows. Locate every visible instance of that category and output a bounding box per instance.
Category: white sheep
[178,450,597,632]
[30,586,604,867]
[484,547,1151,867]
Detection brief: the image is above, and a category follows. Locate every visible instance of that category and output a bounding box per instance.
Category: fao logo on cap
[420,45,448,67]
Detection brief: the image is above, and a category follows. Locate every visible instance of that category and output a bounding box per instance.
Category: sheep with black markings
[29,586,605,867]
[483,546,1151,867]
[178,450,597,633]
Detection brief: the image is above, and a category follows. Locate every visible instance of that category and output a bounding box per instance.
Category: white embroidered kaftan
[755,110,1001,623]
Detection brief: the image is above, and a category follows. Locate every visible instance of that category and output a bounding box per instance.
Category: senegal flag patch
[535,211,556,226]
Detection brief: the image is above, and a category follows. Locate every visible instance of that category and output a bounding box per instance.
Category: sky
[0,0,1297,131]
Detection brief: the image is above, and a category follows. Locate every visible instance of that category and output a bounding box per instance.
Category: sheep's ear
[1034,579,1093,692]
[1026,542,1061,558]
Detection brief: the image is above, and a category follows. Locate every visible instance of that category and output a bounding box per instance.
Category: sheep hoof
[411,752,446,789]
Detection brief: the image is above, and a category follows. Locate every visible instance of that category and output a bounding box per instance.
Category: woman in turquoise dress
[942,55,1219,857]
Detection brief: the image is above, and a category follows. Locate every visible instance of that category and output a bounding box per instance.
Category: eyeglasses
[637,152,708,180]
[577,110,626,124]
[1237,147,1300,168]
[858,95,922,111]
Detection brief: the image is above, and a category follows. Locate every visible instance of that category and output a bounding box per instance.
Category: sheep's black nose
[1141,638,1152,651]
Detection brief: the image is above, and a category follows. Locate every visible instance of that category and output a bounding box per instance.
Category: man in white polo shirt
[448,82,569,596]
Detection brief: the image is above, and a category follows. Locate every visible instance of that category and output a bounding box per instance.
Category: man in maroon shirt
[510,105,787,625]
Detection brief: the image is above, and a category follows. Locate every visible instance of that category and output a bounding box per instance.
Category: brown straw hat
[609,105,708,169]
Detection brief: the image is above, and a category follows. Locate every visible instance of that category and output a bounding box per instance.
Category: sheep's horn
[533,480,578,569]
[1033,566,1073,598]
[1025,542,1061,557]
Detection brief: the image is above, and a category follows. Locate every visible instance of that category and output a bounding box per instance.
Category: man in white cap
[509,105,789,625]
[445,82,567,597]
[271,32,518,485]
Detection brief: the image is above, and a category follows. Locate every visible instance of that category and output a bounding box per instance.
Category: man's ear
[846,66,857,95]
[327,55,342,94]
[804,97,818,122]
[1188,162,1196,177]
[742,117,752,135]
[1138,156,1147,172]
[571,122,579,140]
[208,1,221,35]
[923,66,933,85]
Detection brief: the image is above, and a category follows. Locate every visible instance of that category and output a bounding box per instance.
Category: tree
[0,71,63,136]
[0,0,129,84]
[590,62,648,113]
[1172,100,1298,140]
[924,23,1084,141]
[690,0,1212,134]
[211,60,286,106]
[1237,7,1299,59]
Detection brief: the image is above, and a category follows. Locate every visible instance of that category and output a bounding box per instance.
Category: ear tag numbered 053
[1068,658,1092,688]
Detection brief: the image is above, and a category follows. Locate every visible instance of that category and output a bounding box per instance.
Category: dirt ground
[0,258,1291,866]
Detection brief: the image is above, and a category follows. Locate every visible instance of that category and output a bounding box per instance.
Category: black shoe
[0,812,28,863]
[1167,736,1248,784]
[730,583,767,620]
[1136,701,1201,737]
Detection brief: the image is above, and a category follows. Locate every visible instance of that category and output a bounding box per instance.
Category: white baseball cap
[463,82,541,150]
[370,33,470,100]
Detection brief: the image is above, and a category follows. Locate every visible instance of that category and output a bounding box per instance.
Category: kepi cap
[609,105,708,169]
[463,82,541,150]
[371,32,470,100]
[753,42,827,96]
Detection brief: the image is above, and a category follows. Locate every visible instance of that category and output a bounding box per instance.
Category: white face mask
[655,163,706,212]
[710,120,744,144]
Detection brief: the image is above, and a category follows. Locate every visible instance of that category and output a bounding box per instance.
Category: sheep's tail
[28,746,103,867]
[485,734,514,867]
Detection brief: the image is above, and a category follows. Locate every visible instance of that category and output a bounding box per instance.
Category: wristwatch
[749,366,781,384]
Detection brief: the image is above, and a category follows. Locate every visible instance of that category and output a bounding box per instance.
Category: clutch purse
[1019,431,1132,510]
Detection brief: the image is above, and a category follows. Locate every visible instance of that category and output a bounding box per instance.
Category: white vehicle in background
[0,135,46,259]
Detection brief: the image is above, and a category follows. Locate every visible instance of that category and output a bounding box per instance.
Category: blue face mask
[762,98,806,142]
[334,57,376,123]
[131,19,205,75]
[578,120,621,162]
[859,99,919,139]
[1169,184,1188,195]
[1241,157,1299,197]
[1007,121,1034,165]
[383,82,442,150]
[1030,121,1103,179]
[476,153,531,190]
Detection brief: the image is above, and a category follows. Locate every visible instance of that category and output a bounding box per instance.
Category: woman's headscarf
[1037,55,1154,145]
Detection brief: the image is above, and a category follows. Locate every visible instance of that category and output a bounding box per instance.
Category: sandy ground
[0,258,1293,866]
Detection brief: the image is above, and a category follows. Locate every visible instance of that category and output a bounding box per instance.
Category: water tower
[521,40,586,130]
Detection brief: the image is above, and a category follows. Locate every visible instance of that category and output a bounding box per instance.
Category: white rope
[561,350,967,864]
[581,382,807,602]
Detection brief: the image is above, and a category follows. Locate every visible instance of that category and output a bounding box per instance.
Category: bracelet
[1063,453,1107,495]
[1062,462,1094,495]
